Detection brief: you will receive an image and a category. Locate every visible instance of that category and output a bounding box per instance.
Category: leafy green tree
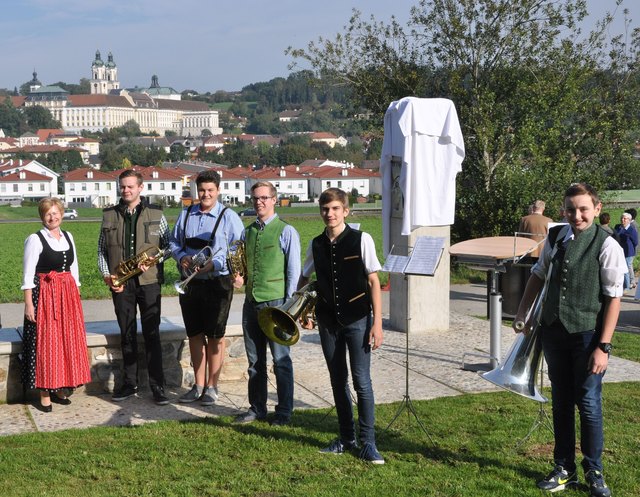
[23,105,60,131]
[39,150,83,172]
[0,97,26,135]
[168,144,188,162]
[288,0,640,239]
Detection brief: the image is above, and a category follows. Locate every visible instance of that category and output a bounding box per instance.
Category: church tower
[90,50,120,94]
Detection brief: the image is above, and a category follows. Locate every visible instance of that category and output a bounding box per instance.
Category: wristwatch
[598,342,613,353]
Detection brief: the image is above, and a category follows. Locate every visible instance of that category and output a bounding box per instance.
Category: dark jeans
[542,322,605,473]
[319,314,376,445]
[242,298,294,419]
[112,279,165,389]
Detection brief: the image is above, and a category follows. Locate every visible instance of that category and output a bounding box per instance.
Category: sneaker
[269,416,290,426]
[112,384,138,402]
[585,470,611,497]
[359,442,385,464]
[319,438,359,454]
[536,465,578,492]
[151,386,169,406]
[200,386,218,406]
[179,385,203,403]
[233,410,266,424]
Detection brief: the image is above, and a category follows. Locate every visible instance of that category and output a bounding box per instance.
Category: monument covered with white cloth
[380,97,465,332]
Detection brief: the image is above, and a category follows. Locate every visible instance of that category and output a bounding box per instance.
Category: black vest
[35,231,74,274]
[312,225,370,326]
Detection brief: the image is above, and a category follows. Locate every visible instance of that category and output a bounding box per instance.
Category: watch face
[600,343,612,353]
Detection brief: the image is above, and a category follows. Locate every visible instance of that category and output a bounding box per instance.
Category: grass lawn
[0,384,638,497]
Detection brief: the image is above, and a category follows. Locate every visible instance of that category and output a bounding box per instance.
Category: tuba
[173,246,220,294]
[257,283,317,346]
[481,278,549,403]
[112,246,171,287]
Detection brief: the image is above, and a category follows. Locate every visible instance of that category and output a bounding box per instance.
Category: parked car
[63,208,78,220]
[239,208,256,217]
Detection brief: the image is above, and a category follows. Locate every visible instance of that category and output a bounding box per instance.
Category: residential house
[248,167,309,201]
[63,167,118,207]
[0,159,59,195]
[0,169,56,201]
[307,166,380,199]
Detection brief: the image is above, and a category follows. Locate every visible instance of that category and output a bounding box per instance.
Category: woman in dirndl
[21,197,91,412]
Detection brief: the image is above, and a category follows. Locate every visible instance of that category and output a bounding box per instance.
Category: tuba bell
[257,283,317,346]
[481,279,549,403]
[112,246,171,287]
[226,238,246,277]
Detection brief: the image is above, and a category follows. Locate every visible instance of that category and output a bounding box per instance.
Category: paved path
[2,284,639,436]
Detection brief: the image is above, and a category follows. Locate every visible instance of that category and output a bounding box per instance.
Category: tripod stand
[383,275,435,445]
[515,359,554,450]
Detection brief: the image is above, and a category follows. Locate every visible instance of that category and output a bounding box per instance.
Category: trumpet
[112,246,171,287]
[174,246,221,294]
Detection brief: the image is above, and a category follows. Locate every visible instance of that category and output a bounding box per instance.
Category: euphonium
[257,283,317,346]
[112,246,171,287]
[227,239,246,277]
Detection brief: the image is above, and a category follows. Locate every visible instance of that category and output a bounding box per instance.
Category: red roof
[63,168,116,181]
[0,170,51,182]
[36,129,65,142]
[249,167,306,180]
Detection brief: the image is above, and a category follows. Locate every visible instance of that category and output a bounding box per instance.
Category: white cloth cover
[380,97,465,255]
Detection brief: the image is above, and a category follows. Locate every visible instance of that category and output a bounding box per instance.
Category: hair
[622,212,633,220]
[319,187,349,208]
[628,208,637,220]
[532,200,545,212]
[119,169,143,185]
[38,197,64,220]
[599,212,611,225]
[196,170,221,188]
[251,181,277,197]
[564,182,600,206]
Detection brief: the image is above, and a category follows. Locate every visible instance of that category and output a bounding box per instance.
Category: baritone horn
[481,279,549,403]
[112,246,171,287]
[257,282,317,346]
[174,246,221,294]
[226,237,246,277]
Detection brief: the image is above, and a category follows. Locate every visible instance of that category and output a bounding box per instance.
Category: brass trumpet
[174,246,221,294]
[112,246,171,287]
[227,239,246,277]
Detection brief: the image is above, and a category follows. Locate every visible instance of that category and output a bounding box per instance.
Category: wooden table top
[449,236,538,262]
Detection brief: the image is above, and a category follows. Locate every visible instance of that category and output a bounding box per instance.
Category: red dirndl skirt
[35,271,91,390]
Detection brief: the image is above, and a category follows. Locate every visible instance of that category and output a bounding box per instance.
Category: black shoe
[537,465,578,492]
[585,470,611,497]
[151,386,169,406]
[37,403,52,413]
[112,385,138,402]
[234,411,266,424]
[51,394,71,405]
[270,416,290,426]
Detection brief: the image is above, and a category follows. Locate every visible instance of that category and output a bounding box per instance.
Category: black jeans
[111,279,165,389]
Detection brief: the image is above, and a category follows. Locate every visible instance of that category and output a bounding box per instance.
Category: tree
[23,105,60,131]
[288,0,640,239]
[0,97,25,135]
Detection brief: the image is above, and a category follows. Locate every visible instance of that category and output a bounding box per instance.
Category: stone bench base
[0,316,247,403]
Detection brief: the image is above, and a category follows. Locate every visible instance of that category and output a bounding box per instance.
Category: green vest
[101,200,164,286]
[246,217,287,302]
[542,223,608,333]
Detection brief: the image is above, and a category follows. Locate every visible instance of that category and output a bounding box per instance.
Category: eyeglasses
[252,196,274,203]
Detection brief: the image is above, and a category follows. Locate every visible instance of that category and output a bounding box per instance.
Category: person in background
[98,169,170,405]
[298,187,385,464]
[513,183,625,497]
[598,213,614,235]
[21,197,91,412]
[614,212,638,290]
[233,181,301,426]
[518,200,553,257]
[169,170,244,406]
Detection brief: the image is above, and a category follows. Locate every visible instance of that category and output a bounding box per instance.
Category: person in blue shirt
[169,170,244,406]
[613,212,638,290]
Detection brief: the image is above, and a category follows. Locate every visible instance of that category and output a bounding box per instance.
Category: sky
[0,0,636,94]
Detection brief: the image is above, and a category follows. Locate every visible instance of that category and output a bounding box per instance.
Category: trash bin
[499,258,536,318]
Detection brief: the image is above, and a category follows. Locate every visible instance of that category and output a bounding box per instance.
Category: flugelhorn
[481,278,549,403]
[112,246,171,287]
[257,282,317,346]
[174,246,221,294]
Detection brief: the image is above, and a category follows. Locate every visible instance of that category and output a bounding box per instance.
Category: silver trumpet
[481,278,550,403]
[174,246,221,294]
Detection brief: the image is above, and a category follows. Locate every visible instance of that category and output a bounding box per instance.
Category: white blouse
[21,227,81,290]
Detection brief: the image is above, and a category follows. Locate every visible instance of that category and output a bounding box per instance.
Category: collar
[255,213,278,230]
[195,201,222,218]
